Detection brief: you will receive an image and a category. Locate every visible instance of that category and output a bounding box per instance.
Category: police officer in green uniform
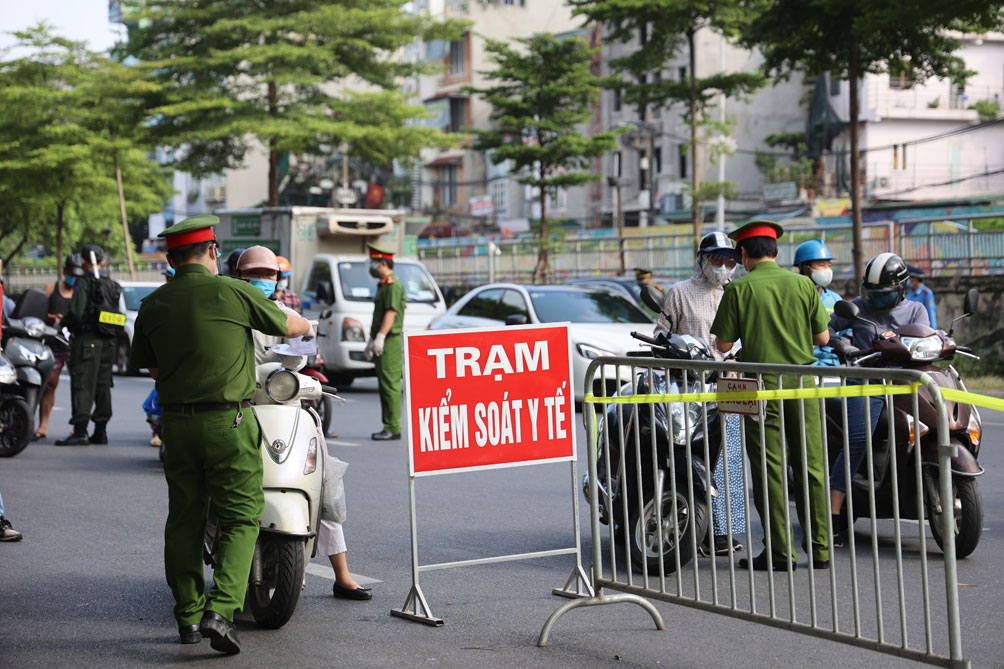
[710,220,831,571]
[129,215,311,654]
[55,245,118,446]
[365,244,405,440]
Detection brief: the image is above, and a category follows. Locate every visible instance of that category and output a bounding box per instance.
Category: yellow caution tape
[940,388,1004,413]
[584,382,922,405]
[98,311,126,326]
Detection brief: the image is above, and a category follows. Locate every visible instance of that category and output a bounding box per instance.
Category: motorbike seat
[12,288,50,321]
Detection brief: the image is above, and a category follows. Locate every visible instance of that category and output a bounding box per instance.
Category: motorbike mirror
[640,285,664,313]
[963,288,978,316]
[833,300,859,321]
[505,314,528,326]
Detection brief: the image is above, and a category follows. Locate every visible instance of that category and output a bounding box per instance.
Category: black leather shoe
[333,582,373,600]
[371,430,401,441]
[55,430,89,446]
[88,431,108,445]
[199,611,240,655]
[738,551,797,572]
[178,624,201,644]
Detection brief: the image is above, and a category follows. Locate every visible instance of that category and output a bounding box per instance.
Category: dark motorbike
[584,330,722,572]
[0,353,33,457]
[829,290,984,558]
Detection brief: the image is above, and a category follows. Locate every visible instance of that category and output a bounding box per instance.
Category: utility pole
[715,33,726,232]
[645,112,657,228]
[608,176,625,274]
[111,130,136,280]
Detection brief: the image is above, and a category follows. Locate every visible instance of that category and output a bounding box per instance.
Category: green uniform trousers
[69,333,114,428]
[162,408,263,625]
[374,334,402,433]
[744,374,829,562]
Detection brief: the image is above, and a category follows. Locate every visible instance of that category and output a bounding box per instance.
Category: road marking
[327,439,361,447]
[305,562,382,585]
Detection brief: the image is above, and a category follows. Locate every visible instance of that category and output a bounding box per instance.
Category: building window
[449,97,467,133]
[639,24,648,46]
[613,87,621,112]
[829,74,840,96]
[613,151,622,177]
[653,146,662,176]
[449,38,466,76]
[440,165,458,207]
[639,150,648,190]
[678,66,687,82]
[678,145,687,179]
[491,178,508,216]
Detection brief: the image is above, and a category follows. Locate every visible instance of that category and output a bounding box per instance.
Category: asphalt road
[1,371,1002,667]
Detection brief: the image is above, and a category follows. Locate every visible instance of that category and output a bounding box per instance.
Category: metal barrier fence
[538,357,980,667]
[418,215,1004,290]
[3,263,168,294]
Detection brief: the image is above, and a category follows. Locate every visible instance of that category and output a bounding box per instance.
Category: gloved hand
[830,337,856,361]
[364,338,374,361]
[373,332,386,357]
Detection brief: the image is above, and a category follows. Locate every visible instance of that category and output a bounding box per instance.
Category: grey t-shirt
[829,296,930,350]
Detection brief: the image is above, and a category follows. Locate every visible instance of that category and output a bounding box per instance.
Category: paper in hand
[270,336,317,356]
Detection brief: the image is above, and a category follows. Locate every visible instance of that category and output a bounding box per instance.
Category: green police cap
[367,244,394,260]
[159,214,220,249]
[728,219,784,243]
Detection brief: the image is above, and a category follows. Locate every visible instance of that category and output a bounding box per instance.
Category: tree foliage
[467,33,621,281]
[0,25,172,270]
[119,0,468,205]
[569,0,766,234]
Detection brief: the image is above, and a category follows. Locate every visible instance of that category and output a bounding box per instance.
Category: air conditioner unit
[878,177,890,188]
[204,184,226,203]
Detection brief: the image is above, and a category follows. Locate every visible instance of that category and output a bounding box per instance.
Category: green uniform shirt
[710,260,828,366]
[129,263,289,404]
[370,274,406,337]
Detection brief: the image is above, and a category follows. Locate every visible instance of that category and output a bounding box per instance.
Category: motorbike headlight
[968,408,981,447]
[341,317,366,342]
[265,369,300,403]
[577,343,614,360]
[23,317,45,339]
[303,437,318,474]
[0,365,15,384]
[900,335,942,362]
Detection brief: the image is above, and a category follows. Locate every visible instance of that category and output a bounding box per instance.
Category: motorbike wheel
[249,534,305,629]
[627,481,707,574]
[928,476,983,559]
[0,396,34,457]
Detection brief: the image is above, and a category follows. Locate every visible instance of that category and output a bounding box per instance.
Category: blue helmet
[793,239,833,267]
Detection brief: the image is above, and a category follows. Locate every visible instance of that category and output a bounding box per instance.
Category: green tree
[0,26,171,273]
[569,0,766,239]
[120,0,467,206]
[741,1,1004,286]
[466,33,621,281]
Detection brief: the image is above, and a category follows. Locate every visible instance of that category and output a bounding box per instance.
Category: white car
[115,280,163,375]
[428,284,654,402]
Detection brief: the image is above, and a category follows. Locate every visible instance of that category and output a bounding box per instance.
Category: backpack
[84,275,125,338]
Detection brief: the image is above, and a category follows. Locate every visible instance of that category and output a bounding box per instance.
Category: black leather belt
[162,400,252,414]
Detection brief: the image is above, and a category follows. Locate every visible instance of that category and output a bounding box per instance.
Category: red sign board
[404,324,576,476]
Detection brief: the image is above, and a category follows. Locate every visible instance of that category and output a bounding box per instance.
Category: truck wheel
[249,535,305,629]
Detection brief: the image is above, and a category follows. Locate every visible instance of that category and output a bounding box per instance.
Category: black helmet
[80,244,105,264]
[225,248,245,276]
[64,253,86,278]
[862,252,909,310]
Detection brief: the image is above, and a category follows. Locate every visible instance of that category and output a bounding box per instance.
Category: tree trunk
[112,130,137,280]
[268,81,280,207]
[848,39,864,290]
[56,203,65,281]
[688,28,702,246]
[535,181,549,283]
[3,232,28,266]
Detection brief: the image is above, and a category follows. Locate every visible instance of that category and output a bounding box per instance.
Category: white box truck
[213,207,446,386]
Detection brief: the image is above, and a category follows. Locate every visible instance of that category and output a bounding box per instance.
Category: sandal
[701,535,743,556]
[32,431,46,441]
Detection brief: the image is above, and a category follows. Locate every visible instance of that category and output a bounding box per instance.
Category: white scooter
[203,362,334,629]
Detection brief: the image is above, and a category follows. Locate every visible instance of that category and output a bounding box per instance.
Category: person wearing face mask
[272,256,302,314]
[655,231,746,556]
[793,240,844,366]
[825,252,929,547]
[365,244,405,441]
[35,254,86,440]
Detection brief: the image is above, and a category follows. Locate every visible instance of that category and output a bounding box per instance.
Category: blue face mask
[249,279,277,298]
[64,276,77,287]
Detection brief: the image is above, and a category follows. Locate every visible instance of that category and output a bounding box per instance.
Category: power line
[876,167,1004,197]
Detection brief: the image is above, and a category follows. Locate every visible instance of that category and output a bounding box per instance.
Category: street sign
[717,377,762,416]
[403,324,576,476]
[469,194,494,216]
[335,187,358,205]
[762,181,798,202]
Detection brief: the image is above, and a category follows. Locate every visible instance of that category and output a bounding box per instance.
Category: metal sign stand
[391,458,593,626]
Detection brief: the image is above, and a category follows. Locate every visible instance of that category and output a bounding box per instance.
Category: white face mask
[810,268,833,288]
[701,259,733,286]
[277,278,289,291]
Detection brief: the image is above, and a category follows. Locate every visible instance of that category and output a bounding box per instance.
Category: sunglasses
[707,254,737,269]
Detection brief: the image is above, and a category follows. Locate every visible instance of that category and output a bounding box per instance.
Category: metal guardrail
[418,216,1004,290]
[537,358,974,667]
[2,264,168,293]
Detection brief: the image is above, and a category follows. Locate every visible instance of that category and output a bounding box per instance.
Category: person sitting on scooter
[826,252,929,546]
[793,240,843,366]
[237,246,372,602]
